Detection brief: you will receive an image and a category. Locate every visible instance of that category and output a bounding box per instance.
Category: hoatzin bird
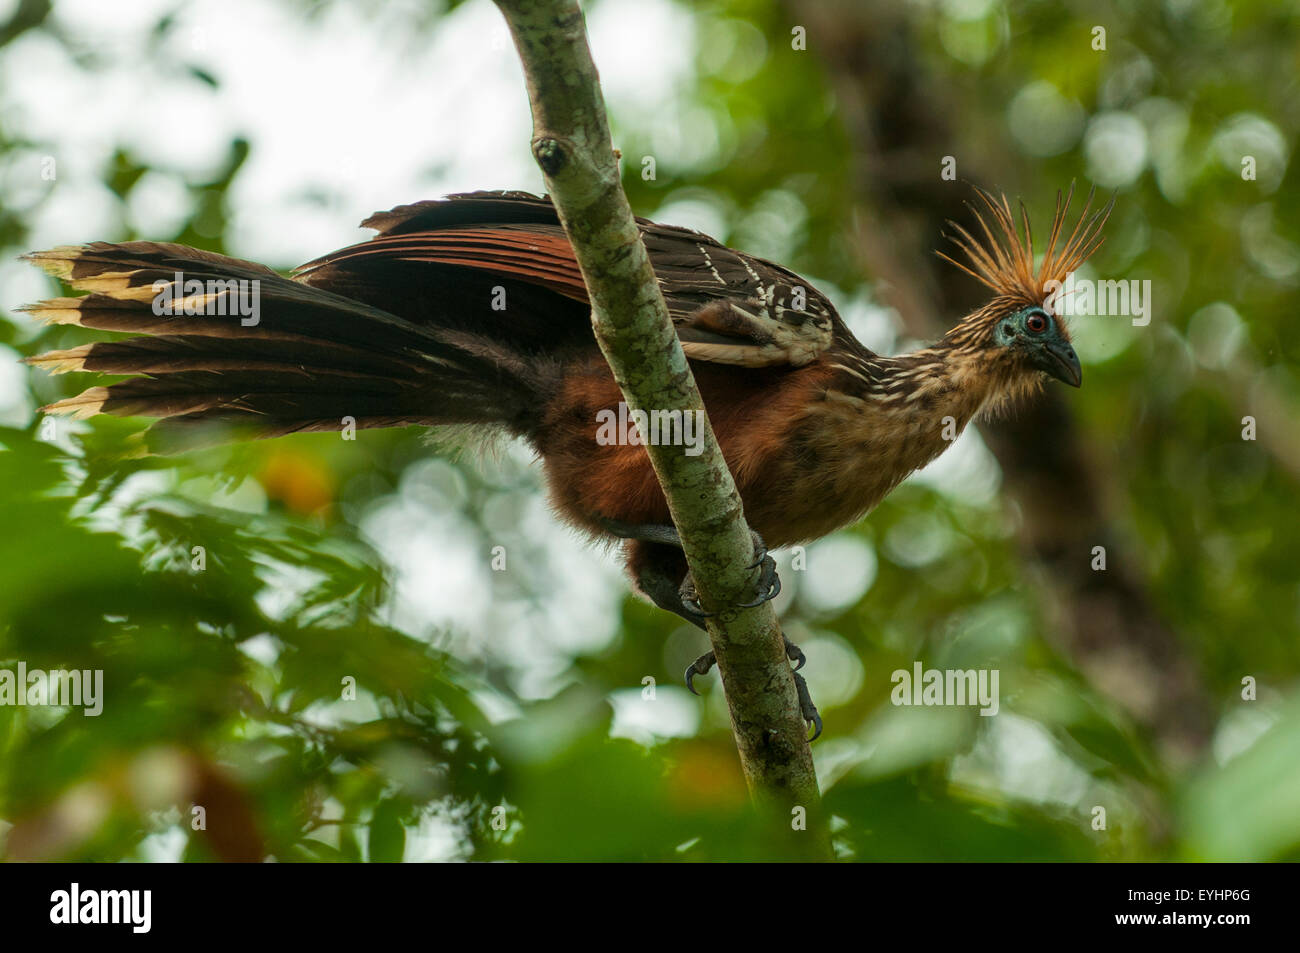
[19,185,1111,739]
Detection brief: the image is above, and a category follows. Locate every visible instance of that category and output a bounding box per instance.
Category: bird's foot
[684,635,821,741]
[779,636,820,740]
[684,649,716,695]
[678,577,712,620]
[678,530,781,617]
[737,536,781,608]
[792,671,822,742]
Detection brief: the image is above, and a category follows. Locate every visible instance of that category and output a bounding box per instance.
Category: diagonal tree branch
[492,0,827,840]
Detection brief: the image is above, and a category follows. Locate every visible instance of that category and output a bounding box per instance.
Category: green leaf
[368,798,407,863]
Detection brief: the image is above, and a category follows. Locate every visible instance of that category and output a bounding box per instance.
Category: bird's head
[938,183,1112,401]
[992,303,1081,387]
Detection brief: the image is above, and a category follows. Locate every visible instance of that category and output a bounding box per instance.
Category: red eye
[1026,312,1048,333]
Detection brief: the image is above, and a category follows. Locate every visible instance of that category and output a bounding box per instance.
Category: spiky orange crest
[938,183,1115,315]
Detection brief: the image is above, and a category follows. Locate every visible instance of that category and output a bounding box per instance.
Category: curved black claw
[736,550,781,609]
[681,597,713,619]
[783,636,806,672]
[678,578,714,620]
[684,650,716,696]
[685,635,821,740]
[792,672,823,742]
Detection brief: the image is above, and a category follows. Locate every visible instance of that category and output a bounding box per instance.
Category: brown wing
[640,221,837,367]
[297,225,587,301]
[294,192,841,368]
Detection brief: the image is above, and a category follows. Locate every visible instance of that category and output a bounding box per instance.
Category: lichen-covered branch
[492,0,825,833]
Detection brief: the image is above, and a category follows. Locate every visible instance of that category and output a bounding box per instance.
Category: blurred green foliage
[0,0,1297,861]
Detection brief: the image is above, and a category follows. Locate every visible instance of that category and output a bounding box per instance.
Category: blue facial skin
[997,306,1082,387]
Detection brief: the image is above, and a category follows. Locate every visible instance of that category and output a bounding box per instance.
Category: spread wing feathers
[297,191,839,369]
[21,243,552,447]
[361,191,563,236]
[294,227,589,302]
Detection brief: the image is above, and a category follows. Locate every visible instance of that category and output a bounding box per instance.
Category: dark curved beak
[1040,340,1082,388]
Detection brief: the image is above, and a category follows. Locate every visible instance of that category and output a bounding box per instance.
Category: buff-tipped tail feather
[19,242,554,447]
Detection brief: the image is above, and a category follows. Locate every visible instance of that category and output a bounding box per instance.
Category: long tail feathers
[19,242,547,449]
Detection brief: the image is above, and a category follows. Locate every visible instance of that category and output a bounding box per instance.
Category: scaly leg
[607,519,821,740]
[684,635,821,742]
[602,518,780,618]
